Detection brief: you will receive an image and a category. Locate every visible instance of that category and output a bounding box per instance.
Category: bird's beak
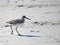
[25,17,31,20]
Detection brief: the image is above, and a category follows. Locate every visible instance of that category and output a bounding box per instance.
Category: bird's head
[22,15,31,20]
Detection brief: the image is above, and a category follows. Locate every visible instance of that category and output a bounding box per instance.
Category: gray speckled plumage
[7,16,31,24]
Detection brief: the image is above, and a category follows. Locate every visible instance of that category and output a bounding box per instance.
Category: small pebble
[52,23,55,25]
[5,25,9,27]
[30,30,35,32]
[37,31,39,32]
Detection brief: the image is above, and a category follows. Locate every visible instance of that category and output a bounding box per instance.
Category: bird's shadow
[17,34,40,37]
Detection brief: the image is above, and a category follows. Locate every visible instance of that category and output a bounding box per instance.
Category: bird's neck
[22,17,25,22]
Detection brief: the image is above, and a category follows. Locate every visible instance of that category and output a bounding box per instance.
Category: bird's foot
[18,34,23,36]
[11,32,13,34]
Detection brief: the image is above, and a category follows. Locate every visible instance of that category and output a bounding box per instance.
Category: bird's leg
[10,25,13,34]
[15,26,21,36]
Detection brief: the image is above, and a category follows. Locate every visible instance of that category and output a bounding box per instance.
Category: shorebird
[6,15,31,36]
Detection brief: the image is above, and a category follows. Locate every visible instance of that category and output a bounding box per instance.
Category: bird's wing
[6,19,17,24]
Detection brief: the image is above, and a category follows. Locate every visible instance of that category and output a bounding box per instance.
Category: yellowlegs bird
[6,15,31,36]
